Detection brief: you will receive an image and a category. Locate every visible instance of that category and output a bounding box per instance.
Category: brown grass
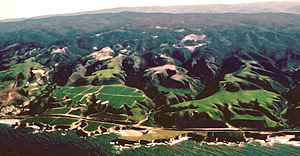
[0,89,23,106]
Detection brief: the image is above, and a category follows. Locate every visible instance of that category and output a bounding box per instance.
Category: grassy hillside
[0,12,299,130]
[0,58,41,89]
[49,84,154,123]
[156,57,289,128]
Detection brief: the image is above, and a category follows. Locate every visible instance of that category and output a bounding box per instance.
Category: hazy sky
[0,0,294,20]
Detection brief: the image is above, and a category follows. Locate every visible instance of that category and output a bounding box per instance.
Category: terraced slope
[49,84,154,123]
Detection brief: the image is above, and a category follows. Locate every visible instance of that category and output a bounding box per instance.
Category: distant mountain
[95,1,300,14]
[0,1,299,23]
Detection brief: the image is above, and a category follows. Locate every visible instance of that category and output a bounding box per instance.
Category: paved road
[2,115,300,133]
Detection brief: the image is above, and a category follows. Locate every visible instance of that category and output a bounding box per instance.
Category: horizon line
[0,1,298,22]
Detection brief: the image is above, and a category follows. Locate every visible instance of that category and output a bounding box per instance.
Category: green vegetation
[83,121,102,132]
[21,117,57,124]
[168,87,284,127]
[52,85,152,108]
[89,113,128,121]
[21,116,78,125]
[84,57,125,85]
[50,84,153,124]
[0,58,41,89]
[128,108,147,122]
[21,116,78,126]
[1,12,299,132]
[223,60,288,94]
[162,63,289,128]
[96,85,148,108]
[44,107,71,114]
[49,117,78,126]
[69,109,82,115]
[83,121,116,132]
[157,85,197,99]
[101,124,116,129]
[52,86,97,100]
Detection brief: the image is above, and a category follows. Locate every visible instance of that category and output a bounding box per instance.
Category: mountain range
[0,7,299,138]
[1,1,299,22]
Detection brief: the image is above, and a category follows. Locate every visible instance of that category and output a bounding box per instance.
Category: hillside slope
[0,12,299,129]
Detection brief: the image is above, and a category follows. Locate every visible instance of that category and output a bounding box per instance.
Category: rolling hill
[0,11,299,131]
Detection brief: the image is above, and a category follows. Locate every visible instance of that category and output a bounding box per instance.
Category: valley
[0,10,299,155]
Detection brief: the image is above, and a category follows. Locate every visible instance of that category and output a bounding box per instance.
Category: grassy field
[96,85,149,108]
[83,121,116,132]
[22,116,79,126]
[83,121,102,132]
[44,107,71,114]
[21,116,57,124]
[52,86,97,100]
[89,113,128,121]
[50,84,153,124]
[102,123,115,129]
[49,117,78,126]
[69,109,82,115]
[52,84,152,109]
